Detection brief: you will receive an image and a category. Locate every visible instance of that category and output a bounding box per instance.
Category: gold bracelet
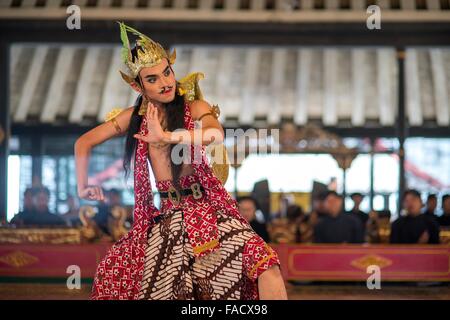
[110,117,122,134]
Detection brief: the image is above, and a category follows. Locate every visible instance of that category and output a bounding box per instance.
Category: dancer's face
[132,58,177,104]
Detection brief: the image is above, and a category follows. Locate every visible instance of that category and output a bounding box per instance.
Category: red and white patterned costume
[90,102,280,300]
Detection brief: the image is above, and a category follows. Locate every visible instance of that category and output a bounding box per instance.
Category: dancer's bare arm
[184,99,225,144]
[74,107,134,201]
[134,100,225,146]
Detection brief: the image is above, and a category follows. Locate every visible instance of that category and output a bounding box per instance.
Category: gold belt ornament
[167,186,181,206]
[190,182,203,200]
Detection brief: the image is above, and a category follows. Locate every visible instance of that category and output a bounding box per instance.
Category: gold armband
[197,105,221,122]
[110,117,122,134]
[198,112,214,122]
[105,108,123,134]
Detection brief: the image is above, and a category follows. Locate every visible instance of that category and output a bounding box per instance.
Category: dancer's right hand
[78,185,105,201]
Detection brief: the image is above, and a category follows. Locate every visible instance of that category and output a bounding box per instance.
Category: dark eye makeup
[146,68,171,83]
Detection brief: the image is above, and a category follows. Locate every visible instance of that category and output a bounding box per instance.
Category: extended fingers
[134,133,144,141]
[134,133,150,143]
[151,106,157,119]
[146,102,151,118]
[147,102,156,120]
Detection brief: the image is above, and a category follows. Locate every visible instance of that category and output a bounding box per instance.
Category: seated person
[94,188,127,236]
[61,195,82,227]
[347,192,369,232]
[390,189,440,244]
[437,194,450,227]
[301,191,328,243]
[10,187,35,224]
[313,191,364,244]
[286,204,305,243]
[309,191,328,221]
[423,194,438,218]
[237,196,271,243]
[10,187,66,227]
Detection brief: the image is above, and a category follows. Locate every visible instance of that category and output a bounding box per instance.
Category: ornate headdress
[117,21,176,85]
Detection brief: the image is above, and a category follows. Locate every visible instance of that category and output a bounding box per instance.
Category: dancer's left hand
[134,102,167,145]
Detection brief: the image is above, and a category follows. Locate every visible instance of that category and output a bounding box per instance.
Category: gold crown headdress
[117,21,176,85]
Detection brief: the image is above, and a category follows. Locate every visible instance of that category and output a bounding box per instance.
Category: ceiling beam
[69,47,100,123]
[324,0,339,10]
[97,0,113,7]
[376,0,391,10]
[400,0,416,10]
[14,46,48,122]
[122,0,140,8]
[214,48,234,121]
[21,0,37,7]
[294,49,312,126]
[189,47,208,74]
[98,47,129,122]
[225,0,240,10]
[251,0,265,10]
[199,0,214,10]
[173,0,188,9]
[150,0,164,8]
[377,48,395,126]
[72,0,89,6]
[41,47,75,123]
[301,0,314,10]
[239,49,260,125]
[9,45,21,77]
[426,0,441,10]
[267,49,287,125]
[0,0,14,7]
[405,49,423,126]
[351,0,366,10]
[429,49,449,126]
[45,0,63,7]
[323,49,338,126]
[351,49,366,126]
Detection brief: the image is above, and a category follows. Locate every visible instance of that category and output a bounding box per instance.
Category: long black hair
[123,45,185,189]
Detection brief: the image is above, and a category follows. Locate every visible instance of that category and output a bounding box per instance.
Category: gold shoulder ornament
[104,107,124,134]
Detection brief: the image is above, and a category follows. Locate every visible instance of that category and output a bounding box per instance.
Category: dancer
[75,22,287,300]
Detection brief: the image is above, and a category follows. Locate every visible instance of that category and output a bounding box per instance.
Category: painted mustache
[159,86,173,94]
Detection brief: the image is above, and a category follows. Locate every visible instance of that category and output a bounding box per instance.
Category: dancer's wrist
[162,131,172,144]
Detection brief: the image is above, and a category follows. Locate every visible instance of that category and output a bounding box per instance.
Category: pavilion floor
[0,282,449,300]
